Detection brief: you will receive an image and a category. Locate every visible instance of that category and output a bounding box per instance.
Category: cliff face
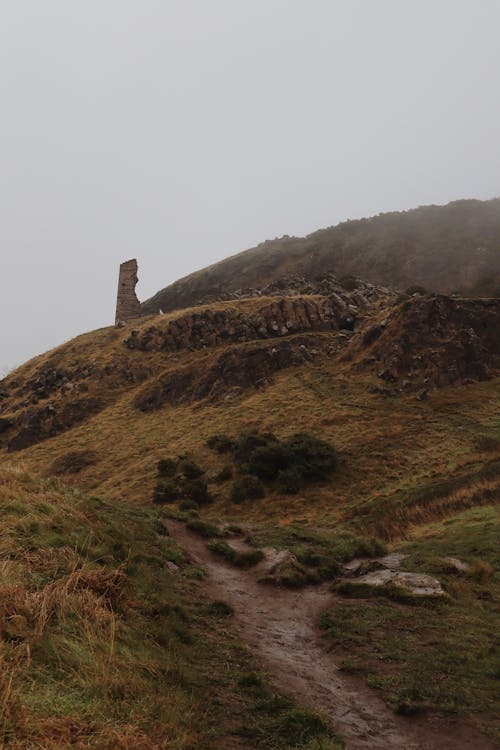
[142,198,500,315]
[1,274,499,453]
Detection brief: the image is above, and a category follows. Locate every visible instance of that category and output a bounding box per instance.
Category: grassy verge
[320,505,500,741]
[0,465,342,749]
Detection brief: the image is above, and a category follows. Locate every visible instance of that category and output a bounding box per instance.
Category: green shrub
[181,478,210,505]
[246,443,291,480]
[179,459,205,479]
[277,467,301,495]
[179,499,199,512]
[205,600,234,617]
[186,519,223,538]
[207,540,264,568]
[153,478,179,504]
[157,458,177,477]
[233,430,278,462]
[285,433,338,480]
[231,475,265,504]
[206,434,235,453]
[237,431,337,487]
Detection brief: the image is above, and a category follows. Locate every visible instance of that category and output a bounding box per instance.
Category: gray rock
[355,569,444,596]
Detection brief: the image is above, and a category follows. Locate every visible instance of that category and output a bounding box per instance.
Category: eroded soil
[167,521,495,750]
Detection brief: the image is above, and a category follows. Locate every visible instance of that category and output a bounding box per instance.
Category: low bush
[242,432,337,484]
[231,476,265,504]
[157,458,177,477]
[179,459,205,479]
[276,467,301,495]
[181,478,210,505]
[207,540,264,568]
[207,434,235,454]
[186,519,223,538]
[153,478,180,504]
[205,600,234,617]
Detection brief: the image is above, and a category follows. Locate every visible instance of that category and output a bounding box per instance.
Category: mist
[1,0,499,370]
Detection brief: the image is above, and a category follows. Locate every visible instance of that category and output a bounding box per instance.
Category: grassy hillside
[142,199,500,315]
[0,285,499,745]
[0,465,342,749]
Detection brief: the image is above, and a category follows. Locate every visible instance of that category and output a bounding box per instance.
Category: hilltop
[142,198,500,315]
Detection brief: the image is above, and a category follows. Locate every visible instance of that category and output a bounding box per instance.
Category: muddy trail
[167,521,495,750]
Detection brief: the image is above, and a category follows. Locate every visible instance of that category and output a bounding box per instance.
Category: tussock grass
[0,466,340,749]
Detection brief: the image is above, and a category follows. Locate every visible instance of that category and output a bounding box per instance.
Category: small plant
[277,467,301,495]
[179,459,205,479]
[181,478,210,505]
[153,478,179,504]
[179,499,199,512]
[231,476,265,504]
[186,519,223,538]
[205,600,234,617]
[157,458,177,477]
[207,540,264,568]
[207,433,235,453]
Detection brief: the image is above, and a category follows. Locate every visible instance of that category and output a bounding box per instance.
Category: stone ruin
[115,259,141,326]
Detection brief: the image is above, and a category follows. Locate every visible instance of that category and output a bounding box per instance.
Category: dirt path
[167,521,495,750]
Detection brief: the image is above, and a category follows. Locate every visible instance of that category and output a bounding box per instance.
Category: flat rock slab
[356,569,445,596]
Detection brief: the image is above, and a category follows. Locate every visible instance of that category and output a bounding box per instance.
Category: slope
[142,198,500,315]
[0,280,499,746]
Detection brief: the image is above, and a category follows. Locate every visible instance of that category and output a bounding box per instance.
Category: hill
[142,198,500,315]
[0,274,499,747]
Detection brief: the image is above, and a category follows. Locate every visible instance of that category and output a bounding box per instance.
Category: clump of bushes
[179,459,205,479]
[210,429,338,502]
[152,457,210,506]
[239,431,337,485]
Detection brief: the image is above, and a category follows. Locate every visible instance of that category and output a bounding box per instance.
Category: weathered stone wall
[115,259,141,326]
[124,295,359,353]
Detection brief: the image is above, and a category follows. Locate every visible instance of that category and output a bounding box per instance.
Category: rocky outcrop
[360,295,500,392]
[141,199,500,315]
[126,287,386,355]
[7,395,103,452]
[134,336,318,411]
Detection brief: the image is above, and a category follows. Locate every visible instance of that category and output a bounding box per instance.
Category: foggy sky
[1,0,499,372]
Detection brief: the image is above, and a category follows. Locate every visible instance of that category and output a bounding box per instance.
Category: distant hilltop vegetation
[142,198,500,314]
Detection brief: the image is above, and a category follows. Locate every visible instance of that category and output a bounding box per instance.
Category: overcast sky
[1,0,499,371]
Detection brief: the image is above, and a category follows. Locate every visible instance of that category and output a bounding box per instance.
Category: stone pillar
[115,259,141,326]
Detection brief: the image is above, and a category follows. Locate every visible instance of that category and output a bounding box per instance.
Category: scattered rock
[355,569,444,597]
